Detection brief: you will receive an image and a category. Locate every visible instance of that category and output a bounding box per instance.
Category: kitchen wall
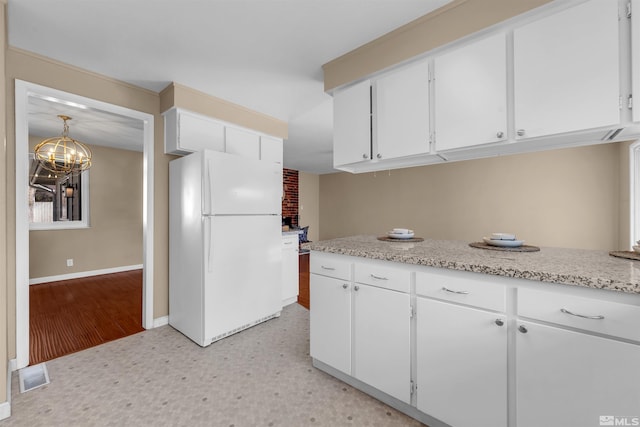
[1,0,8,410]
[319,142,630,251]
[299,172,320,242]
[28,139,143,279]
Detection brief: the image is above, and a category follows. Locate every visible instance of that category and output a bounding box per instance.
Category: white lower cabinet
[353,283,411,404]
[281,234,298,305]
[310,252,640,427]
[417,298,507,427]
[309,273,352,375]
[516,320,640,427]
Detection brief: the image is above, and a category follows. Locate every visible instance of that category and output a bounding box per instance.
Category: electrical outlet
[66,259,73,267]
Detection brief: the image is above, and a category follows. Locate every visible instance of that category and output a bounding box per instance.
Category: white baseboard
[1,359,13,421]
[153,316,169,328]
[282,296,298,307]
[29,264,143,285]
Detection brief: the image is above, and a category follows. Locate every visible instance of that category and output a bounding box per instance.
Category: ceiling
[8,0,453,173]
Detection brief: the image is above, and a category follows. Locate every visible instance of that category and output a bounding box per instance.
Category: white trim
[152,316,169,328]
[29,264,143,285]
[1,359,13,421]
[630,140,640,249]
[15,80,155,369]
[8,359,17,373]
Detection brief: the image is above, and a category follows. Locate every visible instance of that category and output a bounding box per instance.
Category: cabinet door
[516,321,640,427]
[179,111,225,153]
[281,236,299,304]
[260,136,283,165]
[374,60,430,159]
[333,80,371,167]
[309,274,351,375]
[633,0,640,123]
[417,298,507,427]
[225,127,260,160]
[353,284,410,403]
[513,0,620,139]
[435,33,507,151]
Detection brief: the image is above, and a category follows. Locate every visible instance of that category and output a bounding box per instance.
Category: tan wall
[1,0,8,408]
[320,143,626,251]
[323,0,553,91]
[29,140,143,279]
[299,172,320,242]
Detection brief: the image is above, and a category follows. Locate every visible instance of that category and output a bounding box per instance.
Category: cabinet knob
[494,319,504,327]
[518,325,528,334]
[342,283,348,289]
[362,153,369,159]
[376,153,382,159]
[354,285,360,291]
[496,131,504,139]
[516,129,526,137]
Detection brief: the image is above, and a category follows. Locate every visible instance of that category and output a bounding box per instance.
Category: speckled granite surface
[304,235,640,294]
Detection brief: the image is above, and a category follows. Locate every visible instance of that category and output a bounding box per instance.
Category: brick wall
[282,168,298,227]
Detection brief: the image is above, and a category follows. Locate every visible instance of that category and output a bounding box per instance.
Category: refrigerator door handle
[205,159,212,215]
[205,217,213,273]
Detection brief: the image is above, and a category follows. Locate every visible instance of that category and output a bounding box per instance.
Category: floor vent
[18,363,50,393]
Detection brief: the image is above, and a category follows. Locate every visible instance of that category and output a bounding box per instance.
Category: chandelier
[34,115,92,175]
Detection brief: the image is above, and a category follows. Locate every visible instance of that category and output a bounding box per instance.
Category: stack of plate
[387,228,415,240]
[482,233,524,248]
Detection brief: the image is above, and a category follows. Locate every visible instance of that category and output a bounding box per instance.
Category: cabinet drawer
[310,254,352,281]
[354,263,410,293]
[282,234,298,249]
[416,270,506,312]
[518,288,640,342]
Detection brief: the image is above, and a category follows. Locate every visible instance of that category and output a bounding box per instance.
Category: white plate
[388,233,415,240]
[483,237,524,247]
[490,233,516,241]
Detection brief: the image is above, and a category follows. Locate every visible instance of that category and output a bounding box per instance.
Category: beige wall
[323,0,553,91]
[320,143,627,251]
[1,0,7,408]
[29,140,143,279]
[299,172,320,242]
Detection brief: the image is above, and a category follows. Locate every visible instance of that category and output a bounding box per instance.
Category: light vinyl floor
[4,304,425,427]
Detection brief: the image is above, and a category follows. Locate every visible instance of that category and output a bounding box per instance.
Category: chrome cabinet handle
[495,319,504,327]
[342,283,348,289]
[370,274,388,281]
[560,308,605,320]
[442,286,469,295]
[517,129,526,137]
[320,265,335,271]
[518,325,528,334]
[354,285,360,291]
[496,131,504,138]
[362,153,369,159]
[376,153,382,159]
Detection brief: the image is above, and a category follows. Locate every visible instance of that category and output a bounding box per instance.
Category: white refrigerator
[169,150,283,347]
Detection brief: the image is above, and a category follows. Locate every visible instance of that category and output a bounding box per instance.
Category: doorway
[15,80,155,369]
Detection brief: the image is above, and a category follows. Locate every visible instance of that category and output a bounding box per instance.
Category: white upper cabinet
[374,60,430,159]
[513,0,620,139]
[260,135,283,165]
[633,0,640,123]
[333,80,372,167]
[164,108,225,155]
[434,33,507,151]
[225,127,260,160]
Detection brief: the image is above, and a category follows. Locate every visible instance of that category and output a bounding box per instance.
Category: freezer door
[203,215,282,342]
[203,150,282,215]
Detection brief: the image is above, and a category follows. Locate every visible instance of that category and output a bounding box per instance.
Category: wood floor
[29,269,144,365]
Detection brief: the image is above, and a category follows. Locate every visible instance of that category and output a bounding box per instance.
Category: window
[28,154,90,230]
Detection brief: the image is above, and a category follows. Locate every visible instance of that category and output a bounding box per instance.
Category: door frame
[14,80,155,369]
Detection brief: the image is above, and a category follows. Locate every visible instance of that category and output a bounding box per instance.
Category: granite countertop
[282,230,301,236]
[303,235,640,294]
